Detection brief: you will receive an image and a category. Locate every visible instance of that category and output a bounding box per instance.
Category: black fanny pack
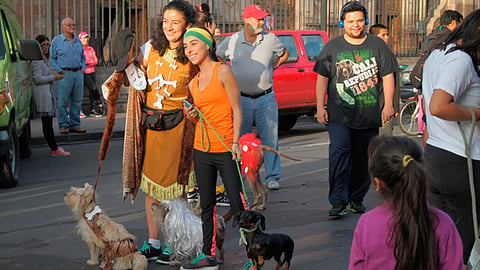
[141,105,184,131]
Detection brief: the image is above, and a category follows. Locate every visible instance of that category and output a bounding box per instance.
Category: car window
[0,12,6,60]
[277,35,298,63]
[301,34,325,62]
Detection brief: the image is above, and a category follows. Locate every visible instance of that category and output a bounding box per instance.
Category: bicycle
[398,88,425,136]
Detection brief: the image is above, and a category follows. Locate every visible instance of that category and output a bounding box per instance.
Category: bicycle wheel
[398,99,419,136]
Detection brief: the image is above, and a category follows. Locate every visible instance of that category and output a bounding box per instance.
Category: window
[302,34,325,62]
[277,35,298,63]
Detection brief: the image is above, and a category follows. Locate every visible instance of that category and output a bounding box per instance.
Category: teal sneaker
[156,244,171,265]
[138,240,162,260]
[180,252,218,270]
[243,259,264,270]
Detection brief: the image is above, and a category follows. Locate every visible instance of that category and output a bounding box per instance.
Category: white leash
[458,107,479,269]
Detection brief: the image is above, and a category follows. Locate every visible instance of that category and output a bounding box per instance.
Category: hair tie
[402,155,414,168]
[197,4,203,12]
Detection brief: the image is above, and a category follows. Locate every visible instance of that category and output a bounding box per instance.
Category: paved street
[0,115,413,270]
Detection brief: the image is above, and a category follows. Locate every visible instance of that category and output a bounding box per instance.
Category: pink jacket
[83,46,98,74]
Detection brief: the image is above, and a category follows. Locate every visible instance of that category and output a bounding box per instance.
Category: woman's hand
[184,104,198,120]
[231,142,241,160]
[52,70,65,81]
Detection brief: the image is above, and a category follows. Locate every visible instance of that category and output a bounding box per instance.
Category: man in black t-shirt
[314,1,396,217]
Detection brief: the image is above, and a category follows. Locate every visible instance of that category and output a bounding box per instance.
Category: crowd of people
[34,0,479,269]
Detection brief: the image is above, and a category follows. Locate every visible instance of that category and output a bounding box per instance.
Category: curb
[31,130,125,146]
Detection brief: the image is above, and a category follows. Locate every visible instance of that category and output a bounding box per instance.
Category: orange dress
[140,47,191,200]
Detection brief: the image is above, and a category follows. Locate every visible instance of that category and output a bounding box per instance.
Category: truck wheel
[19,119,32,159]
[0,121,20,188]
[279,115,297,131]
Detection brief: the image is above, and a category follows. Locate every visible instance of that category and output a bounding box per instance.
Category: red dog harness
[239,133,263,183]
[83,206,138,270]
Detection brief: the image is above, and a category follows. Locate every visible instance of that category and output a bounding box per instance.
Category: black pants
[425,144,480,263]
[41,116,57,151]
[193,149,247,256]
[84,72,102,111]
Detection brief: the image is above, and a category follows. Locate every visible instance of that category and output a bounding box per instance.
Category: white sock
[148,238,160,249]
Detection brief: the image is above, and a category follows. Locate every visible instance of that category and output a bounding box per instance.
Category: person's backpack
[409,26,452,89]
[409,49,430,89]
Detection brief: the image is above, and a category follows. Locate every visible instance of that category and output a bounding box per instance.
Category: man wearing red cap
[217,4,289,192]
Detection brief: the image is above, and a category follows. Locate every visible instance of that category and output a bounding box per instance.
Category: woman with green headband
[181,26,247,270]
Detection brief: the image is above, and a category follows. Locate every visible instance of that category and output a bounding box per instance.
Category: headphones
[339,1,369,28]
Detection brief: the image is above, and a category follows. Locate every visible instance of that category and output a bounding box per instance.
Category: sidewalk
[30,113,126,146]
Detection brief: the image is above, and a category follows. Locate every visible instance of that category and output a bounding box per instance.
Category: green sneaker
[349,200,367,214]
[138,240,162,260]
[180,252,218,270]
[329,202,347,217]
[156,244,171,265]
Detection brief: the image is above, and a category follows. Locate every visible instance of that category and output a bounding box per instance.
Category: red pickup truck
[215,30,329,130]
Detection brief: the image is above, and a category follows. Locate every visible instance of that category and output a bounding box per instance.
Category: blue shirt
[49,34,86,73]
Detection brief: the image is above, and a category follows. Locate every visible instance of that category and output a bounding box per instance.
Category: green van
[0,0,42,187]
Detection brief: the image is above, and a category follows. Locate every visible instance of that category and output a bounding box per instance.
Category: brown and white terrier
[64,183,147,270]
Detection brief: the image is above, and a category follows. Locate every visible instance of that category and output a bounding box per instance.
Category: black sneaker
[216,192,230,207]
[89,110,102,118]
[138,240,162,260]
[156,244,171,265]
[188,188,199,203]
[349,200,367,214]
[180,252,218,270]
[329,202,347,217]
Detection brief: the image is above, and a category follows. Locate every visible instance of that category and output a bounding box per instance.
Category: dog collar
[85,205,102,220]
[238,220,260,246]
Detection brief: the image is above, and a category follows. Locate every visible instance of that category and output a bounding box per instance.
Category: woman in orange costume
[131,0,196,265]
[181,26,246,269]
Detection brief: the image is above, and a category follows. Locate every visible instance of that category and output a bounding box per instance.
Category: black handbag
[141,105,184,131]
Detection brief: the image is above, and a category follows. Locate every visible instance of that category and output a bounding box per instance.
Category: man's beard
[248,24,263,35]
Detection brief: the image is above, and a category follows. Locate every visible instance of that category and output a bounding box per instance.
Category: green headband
[184,28,213,48]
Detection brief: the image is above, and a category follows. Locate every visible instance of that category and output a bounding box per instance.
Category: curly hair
[150,0,195,64]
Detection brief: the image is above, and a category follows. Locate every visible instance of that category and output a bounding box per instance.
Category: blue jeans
[57,70,84,129]
[326,122,378,205]
[240,91,280,183]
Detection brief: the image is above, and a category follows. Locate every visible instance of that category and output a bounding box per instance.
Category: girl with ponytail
[349,136,463,270]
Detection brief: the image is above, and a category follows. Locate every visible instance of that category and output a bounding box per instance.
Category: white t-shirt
[423,44,480,160]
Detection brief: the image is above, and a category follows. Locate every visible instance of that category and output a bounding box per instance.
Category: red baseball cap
[243,4,270,19]
[79,31,90,39]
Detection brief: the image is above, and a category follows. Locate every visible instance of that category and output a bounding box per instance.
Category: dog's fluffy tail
[132,252,148,270]
[260,145,301,161]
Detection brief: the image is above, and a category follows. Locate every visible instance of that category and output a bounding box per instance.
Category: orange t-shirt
[191,62,234,152]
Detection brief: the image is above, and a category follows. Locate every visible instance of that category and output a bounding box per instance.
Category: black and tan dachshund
[233,210,294,270]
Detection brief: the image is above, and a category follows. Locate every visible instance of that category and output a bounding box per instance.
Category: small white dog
[64,183,147,270]
[151,197,231,265]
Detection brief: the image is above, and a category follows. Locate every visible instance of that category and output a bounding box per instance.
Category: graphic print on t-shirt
[335,49,379,107]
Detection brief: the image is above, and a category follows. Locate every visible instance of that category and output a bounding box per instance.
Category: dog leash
[459,107,479,269]
[190,104,249,201]
[92,160,103,202]
[238,220,261,246]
